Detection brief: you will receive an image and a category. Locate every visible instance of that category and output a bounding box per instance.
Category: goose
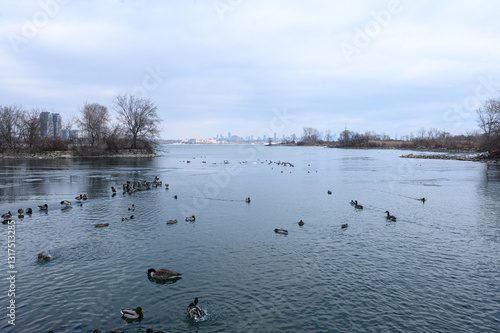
[187,297,205,319]
[18,209,24,214]
[2,211,12,220]
[166,219,178,224]
[385,211,396,221]
[128,204,135,211]
[341,223,348,229]
[60,200,72,206]
[354,201,363,209]
[327,190,332,195]
[120,307,144,321]
[274,228,288,234]
[185,215,196,222]
[37,253,53,261]
[38,204,48,210]
[298,220,305,226]
[121,215,134,221]
[145,329,168,333]
[245,197,251,203]
[148,268,182,280]
[94,223,109,228]
[26,208,33,214]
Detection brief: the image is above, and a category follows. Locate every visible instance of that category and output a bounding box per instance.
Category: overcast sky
[1,0,499,139]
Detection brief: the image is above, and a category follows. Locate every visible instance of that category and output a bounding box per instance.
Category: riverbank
[400,152,500,163]
[0,150,158,159]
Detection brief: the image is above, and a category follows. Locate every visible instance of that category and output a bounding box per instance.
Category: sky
[1,0,500,140]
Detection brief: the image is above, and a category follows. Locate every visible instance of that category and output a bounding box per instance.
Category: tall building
[40,112,54,137]
[52,113,62,137]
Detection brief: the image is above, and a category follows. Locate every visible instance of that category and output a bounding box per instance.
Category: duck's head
[147,268,156,275]
[136,307,145,314]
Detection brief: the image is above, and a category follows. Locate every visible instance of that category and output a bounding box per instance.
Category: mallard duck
[128,204,135,211]
[26,208,33,214]
[298,220,304,226]
[38,204,48,210]
[82,194,88,200]
[274,228,288,234]
[121,215,134,221]
[121,307,144,321]
[327,190,332,195]
[166,219,178,224]
[94,223,109,228]
[148,268,182,280]
[60,200,72,206]
[185,215,195,222]
[354,201,363,209]
[245,197,251,203]
[75,194,83,201]
[38,253,53,261]
[2,211,12,220]
[145,329,168,333]
[187,297,205,319]
[385,211,396,221]
[341,223,348,229]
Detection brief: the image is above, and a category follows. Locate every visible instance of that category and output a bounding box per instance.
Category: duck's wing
[120,309,139,318]
[155,268,181,278]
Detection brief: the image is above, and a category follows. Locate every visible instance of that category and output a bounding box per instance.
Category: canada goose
[148,268,182,280]
[120,307,144,321]
[121,215,134,221]
[38,204,48,210]
[128,204,135,211]
[385,211,396,221]
[166,219,178,224]
[354,201,363,209]
[187,297,205,319]
[37,253,53,261]
[94,223,109,228]
[298,220,305,226]
[341,223,348,229]
[327,190,332,195]
[185,215,196,222]
[274,228,288,234]
[60,200,72,206]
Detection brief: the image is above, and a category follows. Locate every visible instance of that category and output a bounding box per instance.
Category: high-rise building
[40,112,54,137]
[52,113,62,137]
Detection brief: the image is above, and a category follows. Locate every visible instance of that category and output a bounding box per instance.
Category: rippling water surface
[0,145,499,332]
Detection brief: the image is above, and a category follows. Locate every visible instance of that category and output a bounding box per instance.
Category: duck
[38,204,48,210]
[185,215,196,222]
[187,297,205,319]
[75,194,83,201]
[350,200,356,205]
[245,197,251,203]
[93,330,125,333]
[148,268,182,280]
[128,204,135,211]
[26,208,33,214]
[173,195,178,199]
[82,194,88,200]
[354,200,363,209]
[121,215,134,221]
[298,220,305,226]
[60,200,72,207]
[111,186,117,193]
[341,223,348,229]
[120,307,144,321]
[327,190,332,195]
[274,228,288,234]
[385,211,397,221]
[165,183,169,189]
[2,211,12,220]
[94,223,109,228]
[37,253,53,261]
[145,329,168,333]
[419,197,426,202]
[18,209,24,215]
[166,219,178,224]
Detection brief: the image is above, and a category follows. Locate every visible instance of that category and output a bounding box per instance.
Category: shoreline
[0,150,158,159]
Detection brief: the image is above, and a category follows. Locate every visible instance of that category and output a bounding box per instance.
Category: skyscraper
[40,112,53,137]
[52,113,62,137]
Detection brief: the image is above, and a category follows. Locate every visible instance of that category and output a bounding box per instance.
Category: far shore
[0,150,158,159]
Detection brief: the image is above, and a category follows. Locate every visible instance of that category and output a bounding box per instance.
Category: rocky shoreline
[400,152,499,163]
[0,150,158,159]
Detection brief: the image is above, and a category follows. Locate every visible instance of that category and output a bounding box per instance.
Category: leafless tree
[476,98,500,141]
[301,127,320,143]
[77,102,110,147]
[113,94,161,149]
[325,129,332,142]
[0,105,22,150]
[19,108,42,150]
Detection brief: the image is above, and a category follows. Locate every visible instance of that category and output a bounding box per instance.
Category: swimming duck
[298,220,305,226]
[60,200,72,206]
[93,330,125,333]
[75,194,83,201]
[173,195,178,199]
[128,204,135,211]
[121,215,134,221]
[2,211,12,220]
[274,228,288,234]
[94,223,109,228]
[18,209,24,214]
[26,208,33,214]
[185,215,196,222]
[148,268,182,280]
[341,223,348,229]
[419,197,426,202]
[187,297,205,319]
[38,204,48,210]
[354,201,363,209]
[120,307,144,321]
[82,194,88,200]
[37,253,53,261]
[111,186,117,193]
[385,211,396,221]
[245,197,251,203]
[327,190,332,195]
[350,200,356,205]
[166,219,178,224]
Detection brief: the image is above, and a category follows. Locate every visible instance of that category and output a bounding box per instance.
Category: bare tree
[78,102,110,147]
[113,94,161,149]
[301,127,320,144]
[476,98,500,141]
[19,108,42,150]
[0,105,22,150]
[325,129,332,142]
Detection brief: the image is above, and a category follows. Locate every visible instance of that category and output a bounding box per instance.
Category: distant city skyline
[2,1,499,139]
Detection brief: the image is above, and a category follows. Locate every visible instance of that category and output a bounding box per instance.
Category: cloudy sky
[1,0,499,140]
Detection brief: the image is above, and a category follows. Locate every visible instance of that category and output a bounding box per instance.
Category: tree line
[0,94,162,155]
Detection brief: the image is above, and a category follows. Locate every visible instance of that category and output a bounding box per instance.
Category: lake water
[0,145,499,333]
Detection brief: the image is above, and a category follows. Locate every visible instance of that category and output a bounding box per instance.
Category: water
[0,145,499,332]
